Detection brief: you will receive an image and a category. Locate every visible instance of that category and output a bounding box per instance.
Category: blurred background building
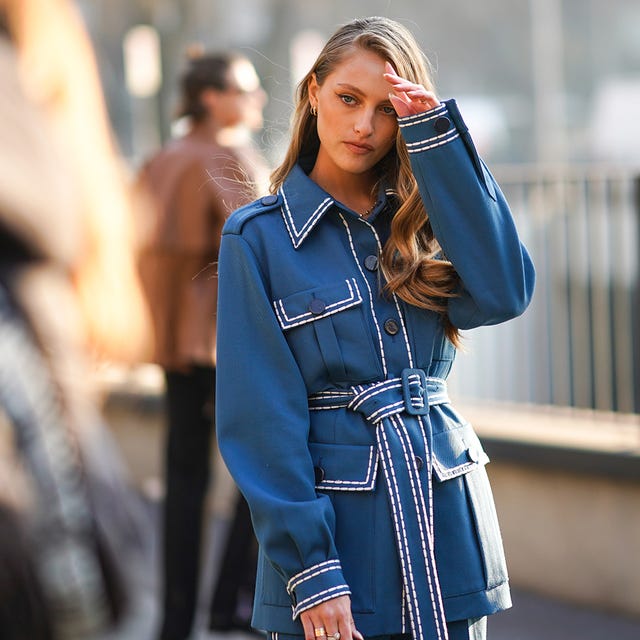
[78,0,640,166]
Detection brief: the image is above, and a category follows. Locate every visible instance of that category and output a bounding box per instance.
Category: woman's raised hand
[383,61,440,117]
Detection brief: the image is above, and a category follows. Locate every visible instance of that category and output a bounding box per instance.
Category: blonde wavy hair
[271,16,460,344]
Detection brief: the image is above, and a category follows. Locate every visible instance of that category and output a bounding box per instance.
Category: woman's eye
[381,105,397,115]
[340,94,356,105]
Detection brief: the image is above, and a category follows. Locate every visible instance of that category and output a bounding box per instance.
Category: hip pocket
[309,441,377,613]
[431,412,508,597]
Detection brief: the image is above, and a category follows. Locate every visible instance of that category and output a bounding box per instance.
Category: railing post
[633,175,640,413]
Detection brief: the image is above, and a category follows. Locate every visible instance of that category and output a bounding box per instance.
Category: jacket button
[314,466,325,484]
[309,299,326,314]
[434,116,451,134]
[261,194,278,206]
[415,456,424,470]
[384,318,399,335]
[364,255,379,271]
[467,446,481,463]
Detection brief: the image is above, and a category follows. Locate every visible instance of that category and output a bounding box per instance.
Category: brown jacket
[137,133,266,369]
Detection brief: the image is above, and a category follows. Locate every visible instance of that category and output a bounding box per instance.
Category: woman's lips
[344,141,375,154]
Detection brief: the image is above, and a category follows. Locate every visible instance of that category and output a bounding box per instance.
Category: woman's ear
[307,73,319,110]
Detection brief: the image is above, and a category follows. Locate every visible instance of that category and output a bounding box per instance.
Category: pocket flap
[309,442,378,491]
[432,421,489,482]
[273,278,362,330]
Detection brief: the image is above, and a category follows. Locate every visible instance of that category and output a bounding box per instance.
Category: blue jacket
[216,99,535,639]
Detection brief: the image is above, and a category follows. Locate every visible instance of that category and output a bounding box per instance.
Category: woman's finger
[384,60,399,76]
[385,78,421,91]
[350,615,364,640]
[301,613,324,640]
[389,92,413,118]
[383,61,438,114]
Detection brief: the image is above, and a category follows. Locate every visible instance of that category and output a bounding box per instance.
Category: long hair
[270,16,461,344]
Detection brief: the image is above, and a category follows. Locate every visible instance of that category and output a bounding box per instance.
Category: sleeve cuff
[398,100,460,152]
[287,559,351,619]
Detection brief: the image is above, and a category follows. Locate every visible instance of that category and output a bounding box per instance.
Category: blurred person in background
[216,16,535,640]
[0,0,151,638]
[136,50,268,640]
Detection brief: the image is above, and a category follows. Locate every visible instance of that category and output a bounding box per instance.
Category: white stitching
[397,103,446,126]
[274,279,363,329]
[365,400,405,422]
[312,390,353,397]
[407,132,460,153]
[339,214,388,377]
[316,447,377,490]
[309,404,349,411]
[279,186,333,248]
[392,415,437,639]
[275,279,358,324]
[309,377,448,411]
[288,564,343,594]
[349,380,403,410]
[404,129,457,147]
[378,425,422,640]
[292,585,352,618]
[367,224,415,369]
[287,559,341,594]
[392,415,446,640]
[402,588,406,633]
[432,457,478,481]
[418,413,449,638]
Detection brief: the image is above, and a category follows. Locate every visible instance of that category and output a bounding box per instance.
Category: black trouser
[158,366,259,640]
[159,366,215,640]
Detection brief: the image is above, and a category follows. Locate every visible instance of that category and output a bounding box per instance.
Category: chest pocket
[273,278,382,386]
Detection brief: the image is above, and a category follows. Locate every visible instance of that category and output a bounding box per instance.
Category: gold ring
[328,633,341,640]
[314,629,326,638]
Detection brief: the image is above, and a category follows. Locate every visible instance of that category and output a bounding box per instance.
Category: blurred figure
[0,0,151,638]
[136,50,268,640]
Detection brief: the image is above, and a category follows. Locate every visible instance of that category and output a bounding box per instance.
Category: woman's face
[308,48,399,182]
[207,58,266,130]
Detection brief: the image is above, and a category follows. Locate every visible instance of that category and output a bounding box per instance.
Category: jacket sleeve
[398,99,536,329]
[215,229,351,618]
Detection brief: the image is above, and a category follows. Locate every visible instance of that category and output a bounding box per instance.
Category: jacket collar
[278,163,396,249]
[278,163,335,249]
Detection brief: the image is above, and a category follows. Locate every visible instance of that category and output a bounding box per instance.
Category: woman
[216,16,535,640]
[136,50,268,640]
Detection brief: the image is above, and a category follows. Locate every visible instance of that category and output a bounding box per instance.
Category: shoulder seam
[223,195,282,235]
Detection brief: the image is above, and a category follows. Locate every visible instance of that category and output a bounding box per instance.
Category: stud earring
[310,104,317,116]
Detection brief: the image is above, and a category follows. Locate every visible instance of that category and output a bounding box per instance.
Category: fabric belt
[308,371,449,416]
[308,369,450,640]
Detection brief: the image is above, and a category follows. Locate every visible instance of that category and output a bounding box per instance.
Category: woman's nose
[354,110,374,136]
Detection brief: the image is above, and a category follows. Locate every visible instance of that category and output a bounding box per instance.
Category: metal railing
[450,165,640,414]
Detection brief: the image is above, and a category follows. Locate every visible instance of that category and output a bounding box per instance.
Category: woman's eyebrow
[336,82,365,96]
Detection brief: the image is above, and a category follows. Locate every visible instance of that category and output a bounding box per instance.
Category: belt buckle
[401,368,429,415]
